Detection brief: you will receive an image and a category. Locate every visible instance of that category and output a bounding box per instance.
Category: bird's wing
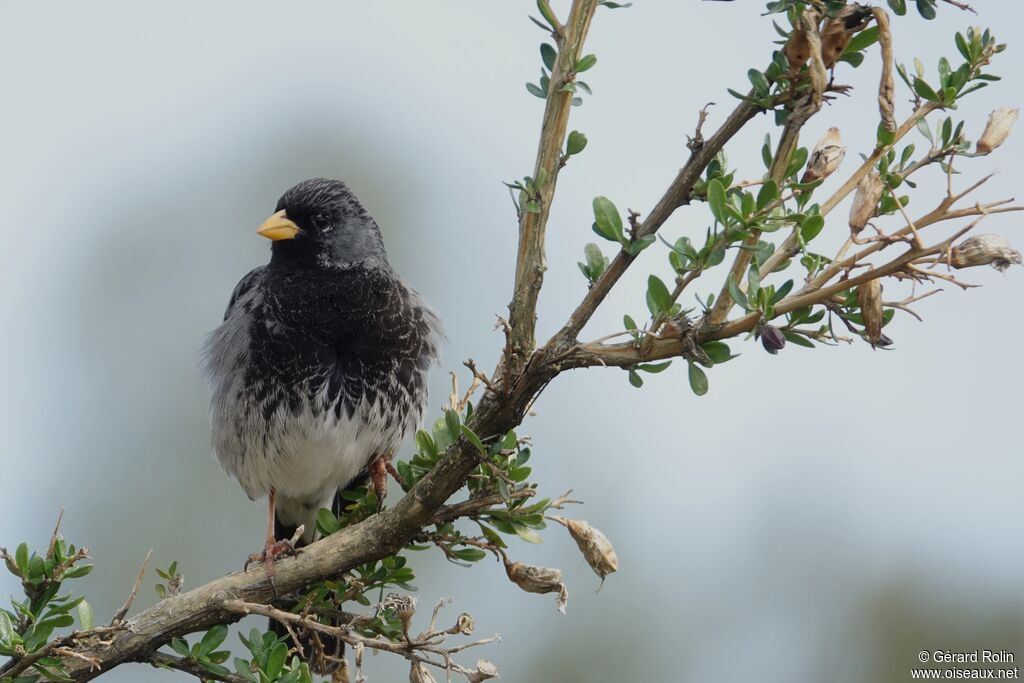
[223,266,266,320]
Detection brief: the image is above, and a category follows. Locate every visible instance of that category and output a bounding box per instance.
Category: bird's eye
[313,213,333,232]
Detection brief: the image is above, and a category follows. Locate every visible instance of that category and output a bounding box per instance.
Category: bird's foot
[244,537,299,578]
[369,452,406,512]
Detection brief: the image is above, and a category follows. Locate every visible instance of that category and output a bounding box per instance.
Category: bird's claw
[244,538,299,576]
[369,452,406,512]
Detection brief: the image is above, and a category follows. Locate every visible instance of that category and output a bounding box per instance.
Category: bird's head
[258,178,388,267]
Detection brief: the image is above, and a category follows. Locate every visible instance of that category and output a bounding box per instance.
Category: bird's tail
[269,490,345,676]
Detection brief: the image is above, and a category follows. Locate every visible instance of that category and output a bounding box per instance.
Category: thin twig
[111,549,152,626]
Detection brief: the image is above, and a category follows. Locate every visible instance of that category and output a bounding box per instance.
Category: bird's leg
[245,488,298,581]
[368,451,406,511]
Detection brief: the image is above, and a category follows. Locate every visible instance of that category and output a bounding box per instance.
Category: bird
[202,177,443,673]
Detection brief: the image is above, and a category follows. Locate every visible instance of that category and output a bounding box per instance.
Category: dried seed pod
[802,127,846,183]
[454,612,475,636]
[551,517,619,582]
[503,558,568,613]
[382,593,417,634]
[785,24,812,70]
[410,663,437,683]
[822,3,873,67]
[874,8,896,134]
[857,277,884,347]
[466,660,500,683]
[950,234,1023,272]
[759,324,786,355]
[849,170,884,236]
[976,107,1019,155]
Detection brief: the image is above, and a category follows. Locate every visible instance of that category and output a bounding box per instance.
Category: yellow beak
[257,210,301,241]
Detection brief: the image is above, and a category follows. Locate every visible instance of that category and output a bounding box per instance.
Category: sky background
[1,2,1022,682]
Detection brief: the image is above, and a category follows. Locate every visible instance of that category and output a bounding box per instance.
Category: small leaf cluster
[524,35,595,107]
[233,629,312,683]
[166,625,235,681]
[898,28,1004,111]
[504,172,547,217]
[1,533,93,680]
[590,196,654,256]
[154,560,182,600]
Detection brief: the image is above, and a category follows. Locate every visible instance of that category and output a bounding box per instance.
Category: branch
[507,0,599,377]
[549,96,764,348]
[149,653,249,683]
[560,199,1022,370]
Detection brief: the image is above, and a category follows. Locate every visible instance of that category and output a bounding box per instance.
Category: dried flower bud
[759,324,786,355]
[802,128,846,183]
[410,663,437,683]
[857,277,884,347]
[784,26,812,69]
[382,593,417,634]
[503,558,568,614]
[821,4,873,67]
[466,660,500,682]
[976,107,1019,155]
[551,517,618,582]
[950,234,1023,272]
[849,170,884,236]
[454,612,475,636]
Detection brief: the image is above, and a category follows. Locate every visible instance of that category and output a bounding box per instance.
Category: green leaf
[624,234,656,256]
[76,601,94,631]
[514,524,543,544]
[199,625,229,656]
[782,330,816,348]
[170,637,190,657]
[583,243,606,279]
[707,178,728,225]
[747,264,761,298]
[540,43,556,71]
[526,82,546,99]
[687,362,709,396]
[725,274,749,311]
[460,425,486,454]
[915,0,937,19]
[592,196,625,243]
[444,409,461,443]
[536,0,559,29]
[888,0,907,14]
[912,78,940,103]
[785,147,809,179]
[566,130,587,156]
[575,54,597,72]
[843,26,879,56]
[452,548,487,562]
[747,68,770,98]
[800,215,825,243]
[598,0,632,7]
[0,611,15,644]
[637,361,672,374]
[15,543,28,574]
[62,564,93,579]
[756,180,779,211]
[701,341,735,364]
[317,508,340,536]
[266,642,288,680]
[646,275,672,317]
